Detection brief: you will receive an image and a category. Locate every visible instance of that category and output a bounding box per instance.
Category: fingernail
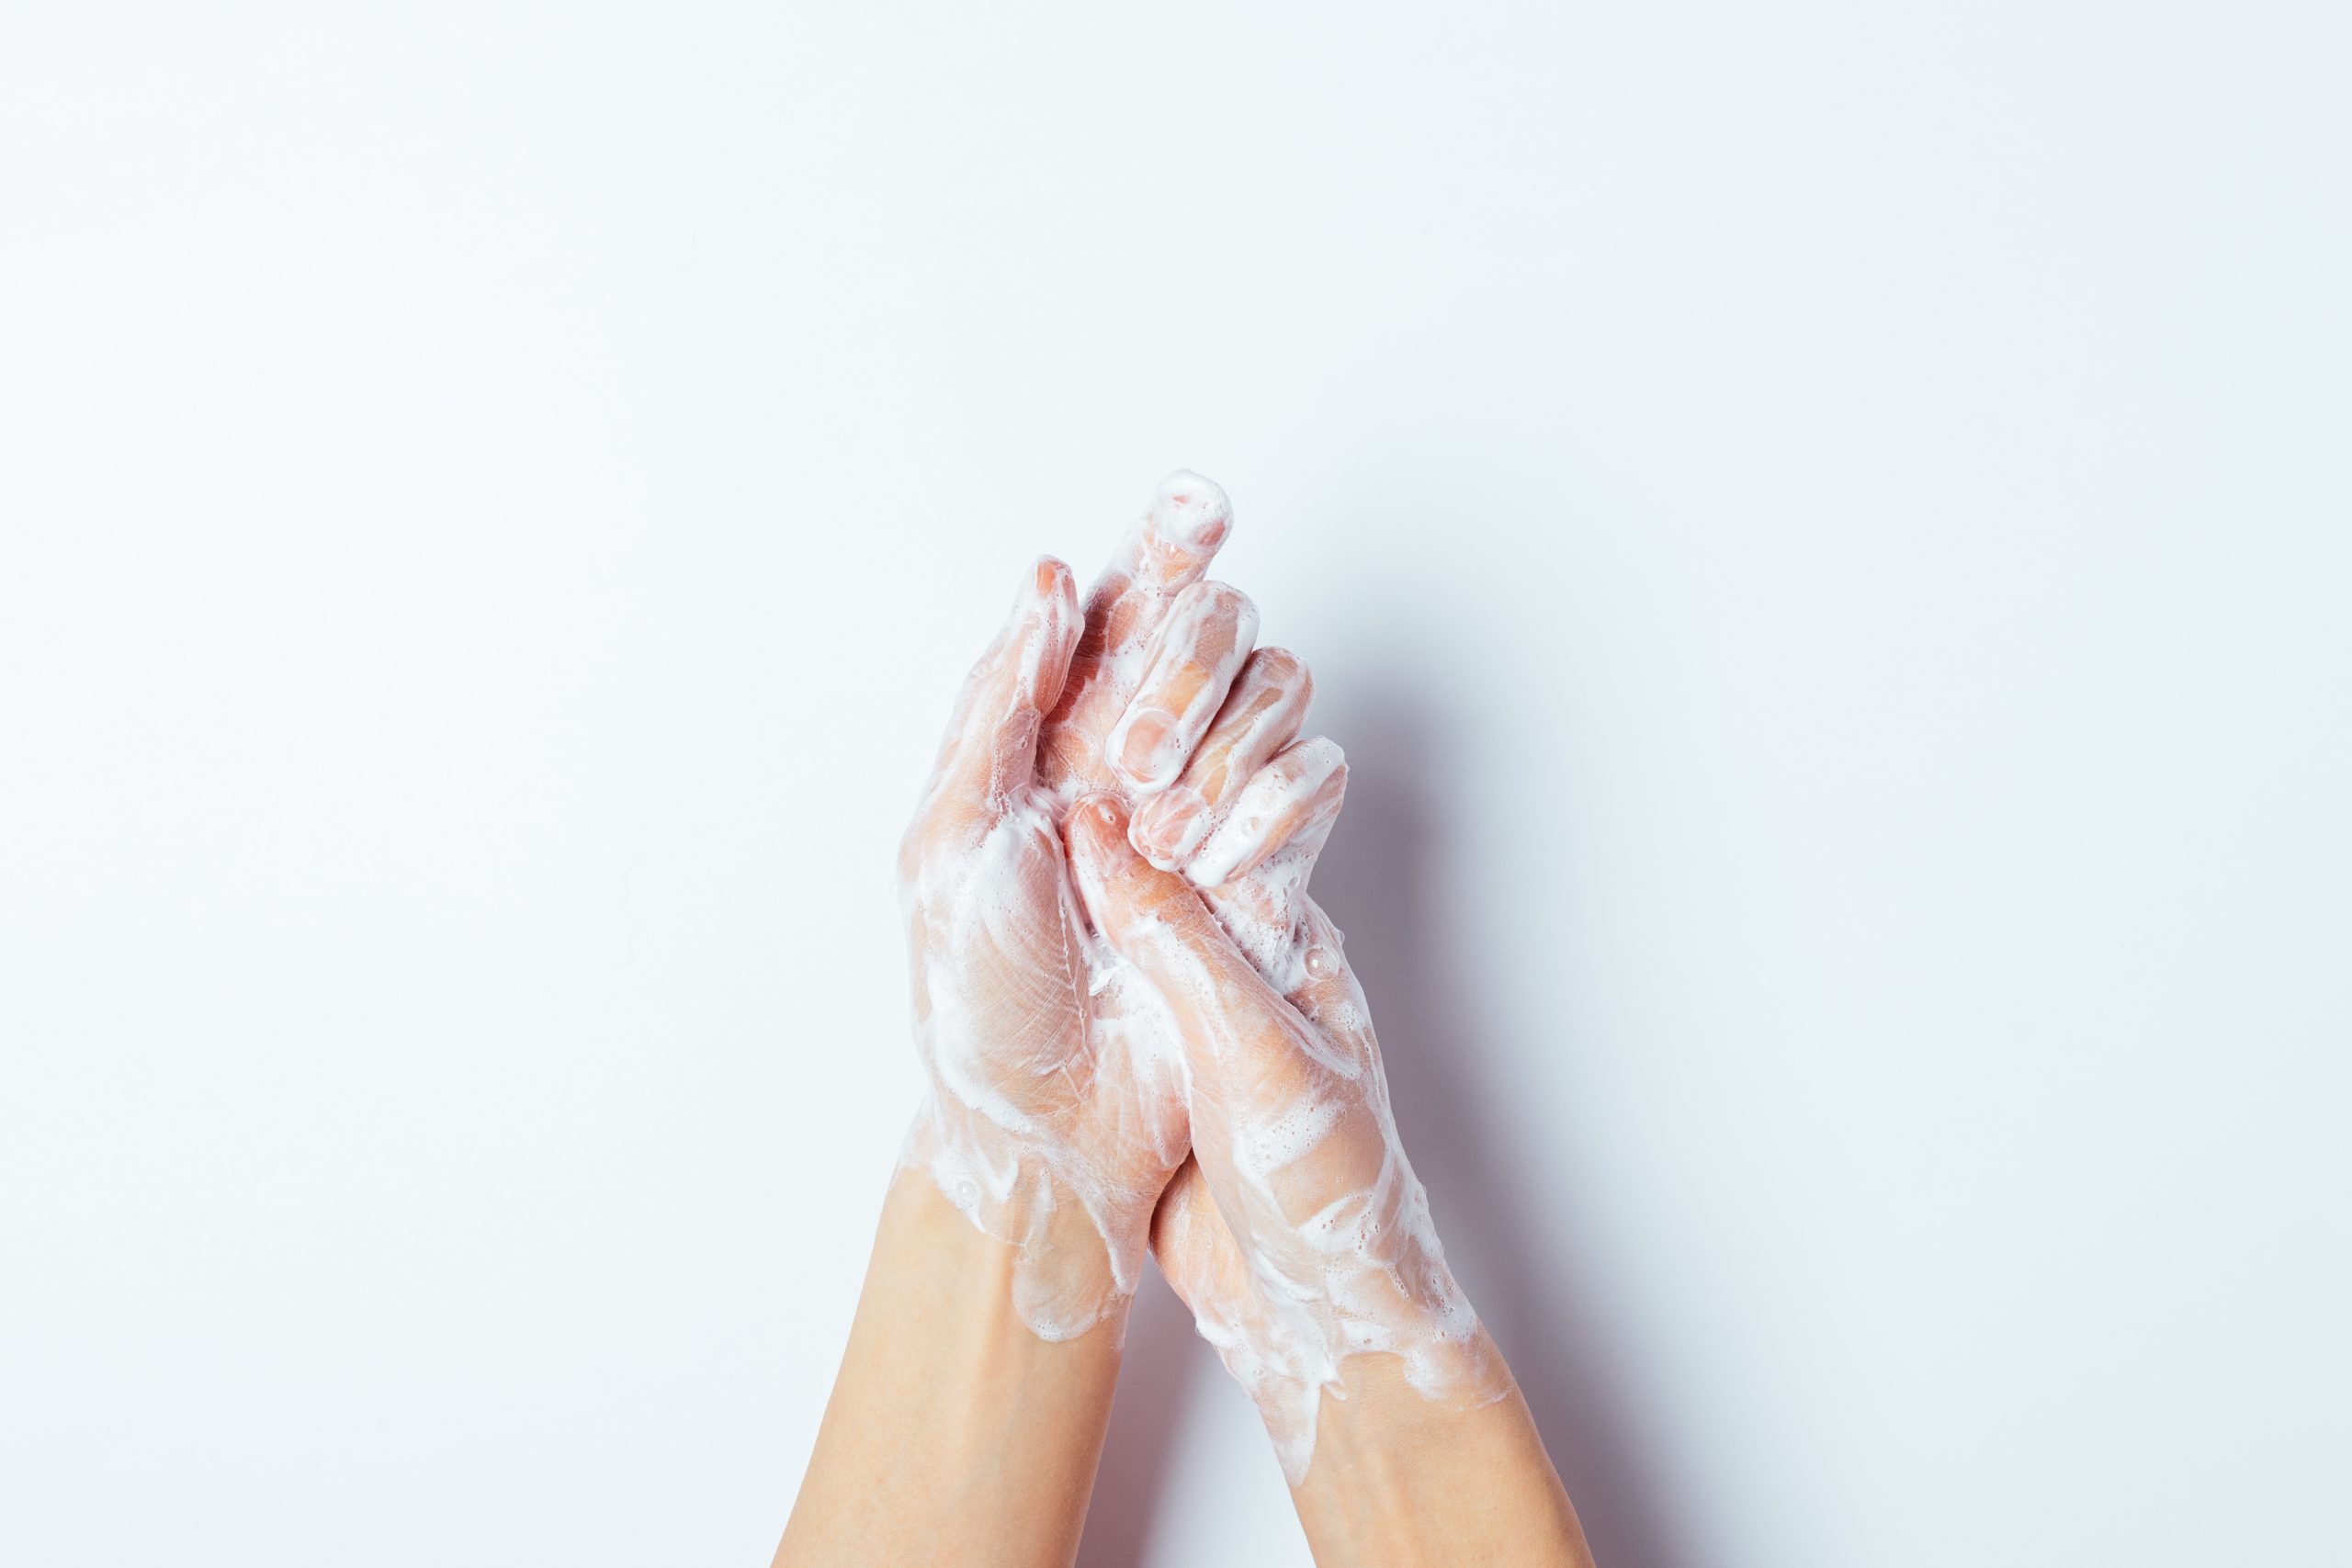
[1019,558,1079,644]
[1114,708,1182,788]
[1130,785,1209,868]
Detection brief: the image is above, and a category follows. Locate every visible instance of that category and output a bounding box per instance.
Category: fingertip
[1150,469,1232,550]
[1245,645,1311,702]
[1027,554,1079,622]
[1202,578,1260,632]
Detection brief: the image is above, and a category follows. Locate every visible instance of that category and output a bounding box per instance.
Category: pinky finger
[1182,736,1347,888]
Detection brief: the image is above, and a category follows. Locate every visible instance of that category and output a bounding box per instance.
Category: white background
[4,5,2346,1565]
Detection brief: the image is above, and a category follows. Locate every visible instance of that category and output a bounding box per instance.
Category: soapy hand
[797,474,1586,1567]
[1064,797,1510,1482]
[897,473,1347,1340]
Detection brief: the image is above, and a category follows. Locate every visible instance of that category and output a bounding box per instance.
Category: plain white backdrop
[4,4,2346,1564]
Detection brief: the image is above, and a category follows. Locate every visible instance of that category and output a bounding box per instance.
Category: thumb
[1064,793,1363,1110]
[1063,792,1263,999]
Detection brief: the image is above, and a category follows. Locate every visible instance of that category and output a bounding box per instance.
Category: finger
[1182,737,1348,888]
[923,558,1082,809]
[1082,469,1236,670]
[1102,468,1233,611]
[1063,792,1363,1095]
[1042,472,1234,788]
[1129,647,1312,871]
[1199,795,1342,978]
[1103,581,1261,796]
[1063,791,1235,965]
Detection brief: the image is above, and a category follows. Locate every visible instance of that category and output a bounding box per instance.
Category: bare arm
[775,1170,1125,1568]
[1289,1353,1589,1565]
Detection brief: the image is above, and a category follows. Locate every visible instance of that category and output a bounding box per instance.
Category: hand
[1062,796,1510,1481]
[896,472,1348,1339]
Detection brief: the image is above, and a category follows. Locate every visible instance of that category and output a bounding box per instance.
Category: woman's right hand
[1065,799,1592,1564]
[1064,796,1506,1476]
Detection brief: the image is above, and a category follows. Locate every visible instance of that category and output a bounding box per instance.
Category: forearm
[1288,1343,1594,1568]
[775,1168,1126,1568]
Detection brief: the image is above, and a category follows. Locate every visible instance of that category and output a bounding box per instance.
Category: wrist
[1288,1345,1592,1568]
[901,1095,1154,1342]
[777,1169,1128,1568]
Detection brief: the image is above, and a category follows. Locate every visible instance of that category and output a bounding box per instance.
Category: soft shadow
[1305,671,1698,1568]
[1075,1269,1204,1567]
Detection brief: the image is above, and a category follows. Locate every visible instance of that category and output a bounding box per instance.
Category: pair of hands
[897,472,1499,1479]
